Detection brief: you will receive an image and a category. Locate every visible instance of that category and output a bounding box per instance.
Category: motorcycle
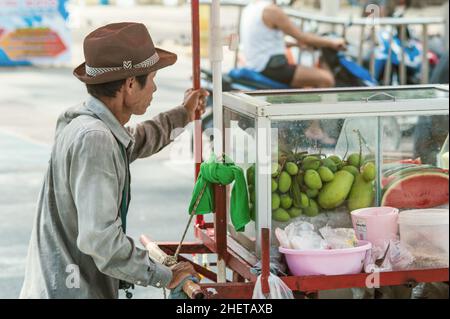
[201,45,377,131]
[365,11,445,86]
[199,42,406,152]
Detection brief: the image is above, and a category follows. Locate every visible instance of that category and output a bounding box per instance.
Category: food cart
[155,0,449,299]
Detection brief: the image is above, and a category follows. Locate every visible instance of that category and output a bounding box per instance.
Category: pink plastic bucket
[279,241,372,276]
[351,207,399,249]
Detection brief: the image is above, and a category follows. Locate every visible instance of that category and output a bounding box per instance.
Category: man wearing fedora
[20,22,207,299]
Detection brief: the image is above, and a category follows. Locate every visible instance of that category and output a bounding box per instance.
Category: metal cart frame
[156,0,449,299]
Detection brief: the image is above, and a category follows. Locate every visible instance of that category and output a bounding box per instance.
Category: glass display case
[222,85,449,255]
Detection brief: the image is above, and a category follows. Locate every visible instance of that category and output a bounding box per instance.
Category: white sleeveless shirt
[240,1,286,72]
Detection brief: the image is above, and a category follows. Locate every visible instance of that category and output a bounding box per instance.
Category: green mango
[249,203,256,221]
[342,165,360,177]
[272,193,281,210]
[299,192,310,208]
[318,166,335,182]
[322,158,338,173]
[296,172,305,187]
[304,170,323,190]
[278,171,292,193]
[348,174,375,212]
[291,177,303,208]
[362,162,376,182]
[318,170,355,209]
[348,153,362,168]
[328,155,343,166]
[306,188,319,198]
[273,208,291,222]
[302,156,321,171]
[304,199,320,217]
[280,194,293,210]
[285,162,299,176]
[271,179,278,192]
[250,189,255,204]
[288,207,303,218]
[247,165,255,185]
[272,163,281,178]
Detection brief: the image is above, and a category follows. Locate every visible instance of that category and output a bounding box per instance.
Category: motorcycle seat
[228,68,290,90]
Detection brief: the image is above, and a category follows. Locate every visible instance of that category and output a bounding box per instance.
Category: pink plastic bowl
[279,241,372,276]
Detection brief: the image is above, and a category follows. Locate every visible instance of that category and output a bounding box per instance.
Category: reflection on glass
[251,88,449,104]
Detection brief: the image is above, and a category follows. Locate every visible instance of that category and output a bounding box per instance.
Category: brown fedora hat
[74,22,177,84]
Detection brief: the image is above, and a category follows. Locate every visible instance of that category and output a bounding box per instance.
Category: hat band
[85,52,160,78]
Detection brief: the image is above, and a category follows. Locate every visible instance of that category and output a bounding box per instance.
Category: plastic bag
[290,233,327,250]
[284,221,328,250]
[319,226,358,249]
[365,239,415,273]
[251,247,288,276]
[275,227,291,249]
[252,273,294,299]
[386,240,415,270]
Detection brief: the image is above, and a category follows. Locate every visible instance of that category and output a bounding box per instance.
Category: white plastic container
[399,209,449,269]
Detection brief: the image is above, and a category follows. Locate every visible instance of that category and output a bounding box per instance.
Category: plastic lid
[398,209,449,226]
[351,207,399,217]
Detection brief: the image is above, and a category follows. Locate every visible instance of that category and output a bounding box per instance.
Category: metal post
[400,24,407,85]
[422,24,429,84]
[255,117,272,256]
[261,228,271,297]
[210,0,227,283]
[370,26,376,79]
[384,28,394,85]
[320,0,339,33]
[234,5,243,69]
[358,25,365,65]
[191,0,204,229]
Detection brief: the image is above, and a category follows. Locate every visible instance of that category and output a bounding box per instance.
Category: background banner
[0,0,70,66]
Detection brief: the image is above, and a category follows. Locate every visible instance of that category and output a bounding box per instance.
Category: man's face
[124,71,157,115]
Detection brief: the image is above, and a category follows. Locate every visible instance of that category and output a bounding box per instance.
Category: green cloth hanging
[188,154,250,232]
[117,141,130,233]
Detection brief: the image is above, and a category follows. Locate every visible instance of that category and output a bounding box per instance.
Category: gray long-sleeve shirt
[20,95,190,299]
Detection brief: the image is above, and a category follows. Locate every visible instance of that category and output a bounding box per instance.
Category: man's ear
[124,77,135,95]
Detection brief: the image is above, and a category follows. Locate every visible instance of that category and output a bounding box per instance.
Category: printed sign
[0,0,70,66]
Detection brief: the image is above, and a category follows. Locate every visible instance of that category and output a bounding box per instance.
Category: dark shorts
[261,55,296,86]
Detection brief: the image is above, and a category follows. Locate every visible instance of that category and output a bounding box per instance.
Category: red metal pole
[261,228,271,296]
[191,0,204,227]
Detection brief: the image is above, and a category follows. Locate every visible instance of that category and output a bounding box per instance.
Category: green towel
[188,154,250,232]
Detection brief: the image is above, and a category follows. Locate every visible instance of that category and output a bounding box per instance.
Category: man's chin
[138,104,150,115]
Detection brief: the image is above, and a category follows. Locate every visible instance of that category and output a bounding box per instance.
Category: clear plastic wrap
[319,227,358,249]
[252,274,294,299]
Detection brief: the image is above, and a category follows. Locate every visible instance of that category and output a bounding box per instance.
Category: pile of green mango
[247,152,377,223]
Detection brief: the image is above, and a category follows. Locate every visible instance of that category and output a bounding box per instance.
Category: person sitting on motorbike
[241,1,346,145]
[240,0,346,89]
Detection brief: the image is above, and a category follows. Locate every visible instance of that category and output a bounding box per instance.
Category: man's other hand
[183,88,209,122]
[167,261,199,290]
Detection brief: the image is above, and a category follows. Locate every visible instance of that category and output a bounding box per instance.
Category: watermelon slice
[382,172,449,209]
[382,165,447,187]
